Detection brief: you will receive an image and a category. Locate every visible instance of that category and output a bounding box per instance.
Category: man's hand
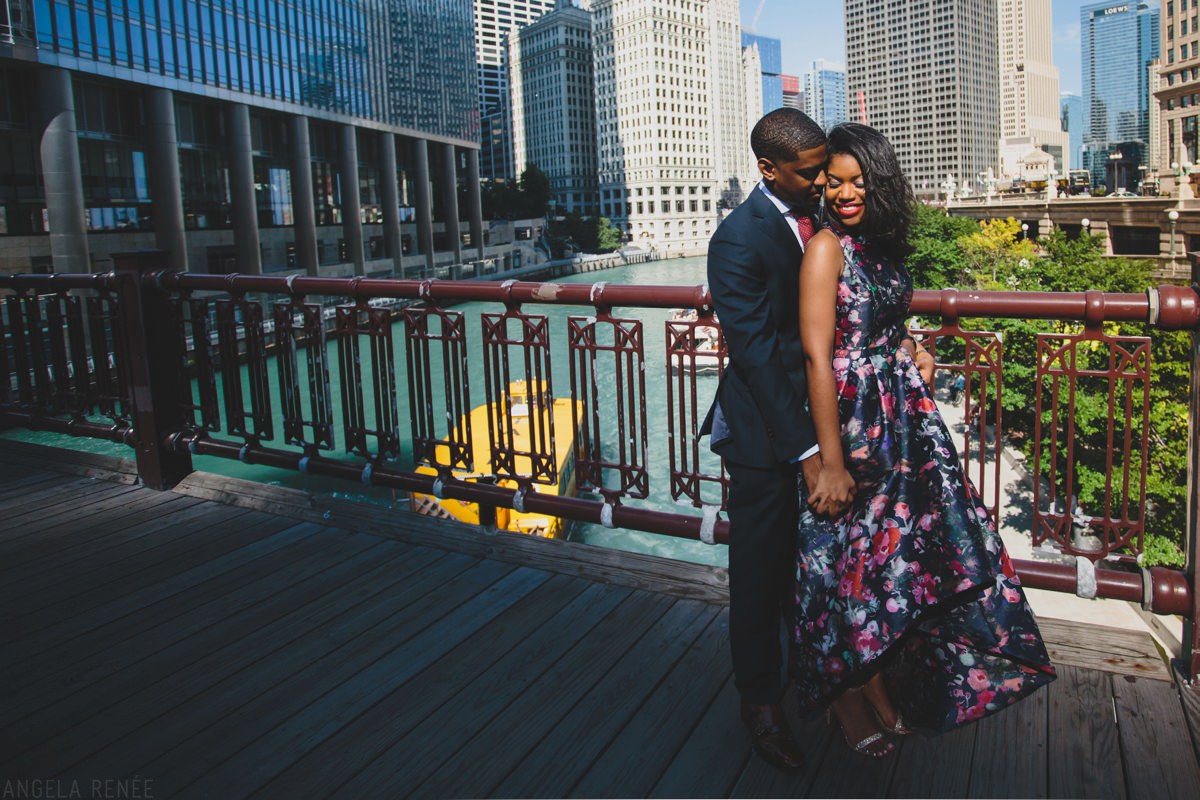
[800,453,856,519]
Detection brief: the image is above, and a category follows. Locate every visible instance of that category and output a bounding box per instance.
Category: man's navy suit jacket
[702,187,819,469]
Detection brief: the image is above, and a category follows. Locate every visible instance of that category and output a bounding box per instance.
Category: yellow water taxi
[410,380,581,538]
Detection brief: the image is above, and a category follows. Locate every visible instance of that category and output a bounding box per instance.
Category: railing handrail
[3,270,1197,330]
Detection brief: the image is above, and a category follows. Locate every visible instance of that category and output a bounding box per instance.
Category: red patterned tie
[795,213,815,245]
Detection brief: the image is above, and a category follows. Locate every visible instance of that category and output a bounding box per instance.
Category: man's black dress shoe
[740,701,806,772]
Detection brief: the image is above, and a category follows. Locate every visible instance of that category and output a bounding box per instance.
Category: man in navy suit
[702,108,855,771]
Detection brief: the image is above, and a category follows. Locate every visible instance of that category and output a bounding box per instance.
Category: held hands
[800,453,856,519]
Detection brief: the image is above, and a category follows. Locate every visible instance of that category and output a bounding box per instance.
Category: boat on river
[410,380,581,538]
[669,309,726,374]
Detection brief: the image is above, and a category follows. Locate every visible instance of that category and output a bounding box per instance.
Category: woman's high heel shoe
[872,708,912,736]
[827,690,896,758]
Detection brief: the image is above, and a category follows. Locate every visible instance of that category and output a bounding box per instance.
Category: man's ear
[757,157,775,182]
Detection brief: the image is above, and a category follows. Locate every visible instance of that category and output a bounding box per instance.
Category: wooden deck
[2,442,1200,799]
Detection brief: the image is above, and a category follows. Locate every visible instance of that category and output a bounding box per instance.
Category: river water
[3,256,731,566]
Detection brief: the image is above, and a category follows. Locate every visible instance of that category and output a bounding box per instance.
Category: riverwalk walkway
[1,440,1199,798]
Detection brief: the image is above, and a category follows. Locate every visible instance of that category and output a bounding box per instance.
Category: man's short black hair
[751,108,827,164]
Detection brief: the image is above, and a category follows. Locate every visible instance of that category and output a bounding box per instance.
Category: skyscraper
[844,0,999,200]
[997,1,1069,178]
[508,1,598,215]
[0,0,481,276]
[781,74,804,111]
[1080,1,1160,192]
[1157,0,1199,193]
[474,0,558,183]
[804,60,847,130]
[1061,92,1085,178]
[592,0,749,256]
[742,33,784,115]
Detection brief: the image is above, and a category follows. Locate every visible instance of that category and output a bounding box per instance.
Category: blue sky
[737,1,1149,97]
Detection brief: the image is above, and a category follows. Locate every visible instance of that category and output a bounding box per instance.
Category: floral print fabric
[790,229,1055,732]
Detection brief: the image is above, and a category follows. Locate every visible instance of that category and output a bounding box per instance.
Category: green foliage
[1141,534,1186,567]
[596,216,623,253]
[480,163,553,220]
[906,202,1193,563]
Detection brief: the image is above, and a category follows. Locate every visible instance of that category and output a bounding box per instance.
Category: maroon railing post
[112,250,193,489]
[1187,255,1200,684]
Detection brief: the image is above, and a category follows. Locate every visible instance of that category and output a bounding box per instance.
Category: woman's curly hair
[824,123,915,260]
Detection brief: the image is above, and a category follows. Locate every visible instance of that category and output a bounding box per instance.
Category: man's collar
[757,180,816,218]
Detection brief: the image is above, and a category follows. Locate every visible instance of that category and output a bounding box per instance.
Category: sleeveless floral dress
[790,228,1055,732]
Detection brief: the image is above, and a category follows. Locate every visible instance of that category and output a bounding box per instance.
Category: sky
[737,1,1154,98]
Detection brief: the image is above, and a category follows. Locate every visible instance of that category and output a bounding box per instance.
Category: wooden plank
[175,468,732,603]
[649,676,752,799]
[0,502,253,601]
[346,590,677,798]
[490,600,720,798]
[0,519,325,671]
[1038,617,1171,681]
[51,549,476,782]
[0,479,141,540]
[254,574,614,798]
[569,609,733,798]
[1180,680,1200,771]
[0,487,190,561]
[1047,665,1127,799]
[137,564,547,797]
[1112,674,1200,798]
[1,531,387,742]
[0,439,138,484]
[967,683,1050,798]
[0,494,206,582]
[886,719,979,798]
[2,538,422,767]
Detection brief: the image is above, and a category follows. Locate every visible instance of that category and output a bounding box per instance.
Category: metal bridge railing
[2,250,1199,679]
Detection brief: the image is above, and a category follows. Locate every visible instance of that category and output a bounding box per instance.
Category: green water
[3,256,730,566]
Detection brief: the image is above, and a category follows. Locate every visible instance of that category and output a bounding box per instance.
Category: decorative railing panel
[1034,328,1152,559]
[216,297,273,444]
[336,303,400,462]
[666,310,728,509]
[274,300,335,452]
[171,297,221,432]
[405,305,473,472]
[568,312,649,499]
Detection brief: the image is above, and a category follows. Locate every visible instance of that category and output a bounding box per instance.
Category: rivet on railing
[431,476,445,499]
[360,461,373,486]
[285,274,298,296]
[298,456,310,475]
[600,502,615,529]
[237,444,250,463]
[938,288,960,322]
[512,486,527,513]
[589,280,608,310]
[1083,290,1106,328]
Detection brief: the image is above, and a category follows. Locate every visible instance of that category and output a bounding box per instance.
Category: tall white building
[591,0,750,256]
[845,0,999,200]
[997,0,1069,179]
[508,1,598,215]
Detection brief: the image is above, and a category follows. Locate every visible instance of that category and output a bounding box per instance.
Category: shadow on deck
[2,441,1200,799]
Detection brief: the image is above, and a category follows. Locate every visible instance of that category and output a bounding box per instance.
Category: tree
[595,217,623,253]
[518,164,552,218]
[907,203,980,288]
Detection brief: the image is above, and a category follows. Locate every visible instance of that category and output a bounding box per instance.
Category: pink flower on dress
[967,668,990,692]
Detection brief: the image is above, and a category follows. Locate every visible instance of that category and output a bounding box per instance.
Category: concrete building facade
[997,0,1069,179]
[1157,0,1200,195]
[844,0,999,201]
[508,1,598,216]
[591,0,748,256]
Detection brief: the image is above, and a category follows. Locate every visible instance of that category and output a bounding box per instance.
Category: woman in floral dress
[793,123,1055,757]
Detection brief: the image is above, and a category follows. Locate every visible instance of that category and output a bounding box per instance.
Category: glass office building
[0,1,483,275]
[1080,1,1160,191]
[741,33,783,115]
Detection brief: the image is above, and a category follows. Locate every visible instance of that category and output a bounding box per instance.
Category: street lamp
[1168,209,1180,264]
[1021,222,1029,241]
[1080,218,1090,240]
